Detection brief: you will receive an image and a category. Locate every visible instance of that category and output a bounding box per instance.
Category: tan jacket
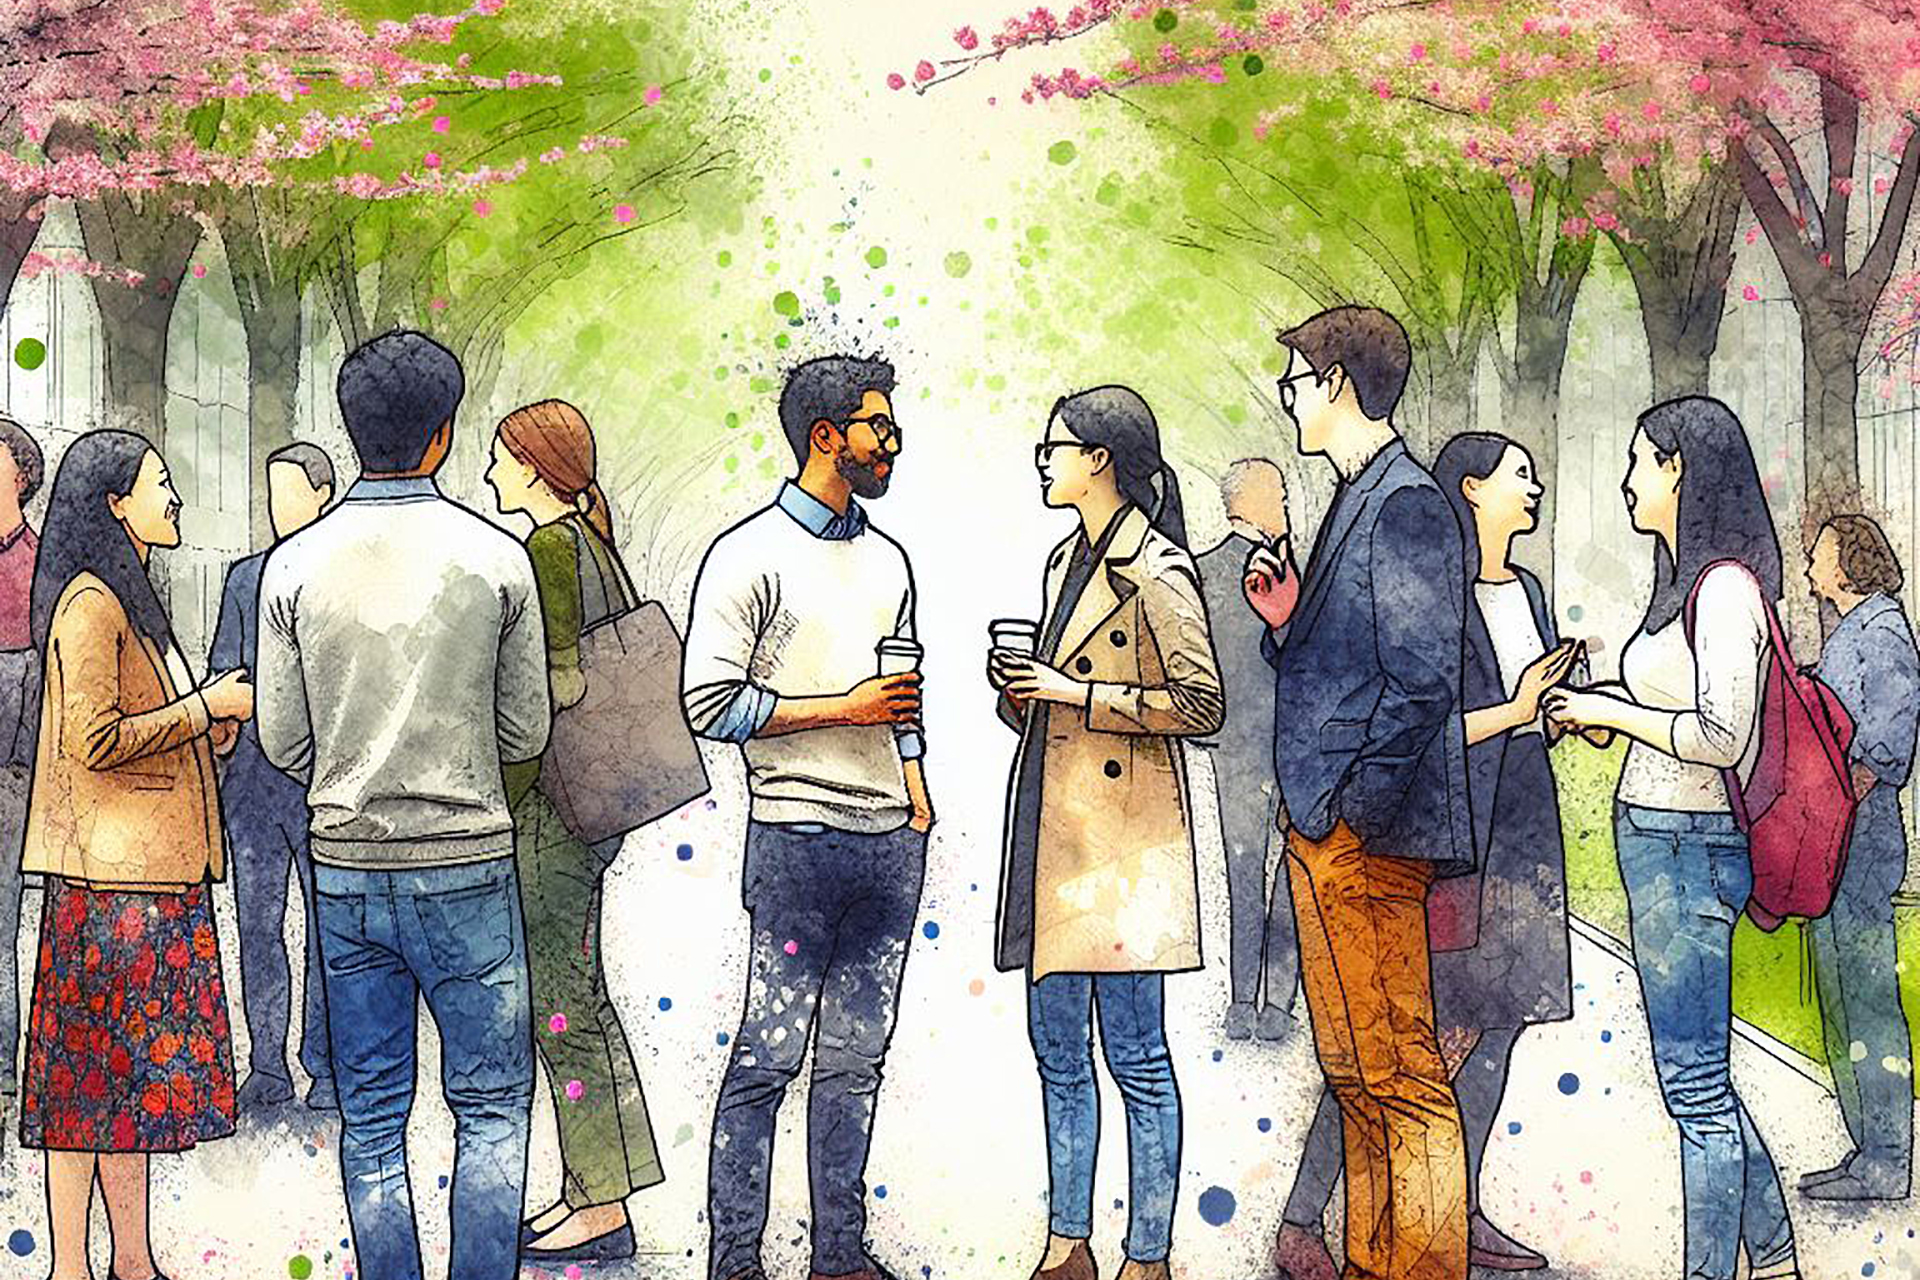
[23,572,225,888]
[995,507,1224,979]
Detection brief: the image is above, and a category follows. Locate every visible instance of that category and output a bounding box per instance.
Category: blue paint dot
[437,1174,449,1189]
[1114,1198,1124,1210]
[875,1185,888,1199]
[1862,1265,1874,1277]
[1211,1049,1224,1062]
[1197,1185,1237,1226]
[1600,1030,1612,1043]
[717,1032,730,1046]
[922,921,941,940]
[658,996,673,1011]
[676,843,694,861]
[1558,1072,1581,1096]
[1257,1117,1272,1133]
[8,1230,34,1257]
[970,883,978,891]
[1507,1121,1523,1135]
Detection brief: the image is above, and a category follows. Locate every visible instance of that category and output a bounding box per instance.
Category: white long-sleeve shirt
[1617,563,1768,812]
[681,484,919,833]
[256,477,551,868]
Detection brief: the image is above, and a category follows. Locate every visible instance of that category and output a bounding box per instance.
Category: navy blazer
[1263,440,1473,874]
[209,549,280,772]
[1462,567,1557,862]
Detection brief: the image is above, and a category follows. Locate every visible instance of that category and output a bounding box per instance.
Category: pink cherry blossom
[644,85,664,105]
[548,1012,568,1034]
[888,73,907,90]
[613,203,635,223]
[955,25,981,50]
[423,152,442,169]
[915,60,937,82]
[432,115,450,133]
[564,1079,584,1101]
[473,198,493,216]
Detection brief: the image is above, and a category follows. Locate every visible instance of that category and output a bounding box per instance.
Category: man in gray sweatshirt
[256,330,550,1280]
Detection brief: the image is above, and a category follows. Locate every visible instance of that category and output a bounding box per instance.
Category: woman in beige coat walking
[989,386,1223,1280]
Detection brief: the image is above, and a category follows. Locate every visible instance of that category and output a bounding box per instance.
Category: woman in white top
[1545,396,1795,1280]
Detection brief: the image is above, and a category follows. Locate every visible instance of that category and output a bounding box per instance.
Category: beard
[837,447,891,499]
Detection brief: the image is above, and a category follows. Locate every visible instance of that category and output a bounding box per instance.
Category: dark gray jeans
[707,821,927,1280]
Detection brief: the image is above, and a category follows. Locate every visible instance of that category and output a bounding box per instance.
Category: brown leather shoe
[1116,1261,1169,1280]
[811,1261,899,1280]
[1273,1222,1338,1280]
[1032,1239,1098,1280]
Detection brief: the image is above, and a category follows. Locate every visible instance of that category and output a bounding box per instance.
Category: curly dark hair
[0,415,46,504]
[1823,514,1904,597]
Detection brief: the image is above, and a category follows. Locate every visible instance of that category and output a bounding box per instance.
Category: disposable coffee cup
[877,636,923,676]
[989,618,1038,656]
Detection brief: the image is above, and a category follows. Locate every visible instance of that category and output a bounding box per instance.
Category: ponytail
[1053,385,1189,550]
[577,481,615,546]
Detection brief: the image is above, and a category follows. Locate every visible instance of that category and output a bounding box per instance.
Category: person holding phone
[989,385,1223,1280]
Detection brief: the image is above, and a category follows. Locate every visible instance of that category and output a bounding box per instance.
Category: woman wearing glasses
[988,386,1224,1280]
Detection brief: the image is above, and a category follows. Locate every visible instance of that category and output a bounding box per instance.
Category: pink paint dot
[887,73,906,91]
[472,199,492,217]
[423,152,442,169]
[360,138,374,151]
[564,1079,584,1101]
[643,85,663,106]
[1742,285,1759,302]
[784,940,799,956]
[432,115,450,134]
[1688,73,1711,94]
[548,1012,568,1034]
[1580,1170,1593,1184]
[613,203,635,224]
[191,264,207,278]
[429,297,448,311]
[565,1268,583,1280]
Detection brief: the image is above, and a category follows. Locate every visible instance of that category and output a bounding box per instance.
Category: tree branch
[1853,114,1920,307]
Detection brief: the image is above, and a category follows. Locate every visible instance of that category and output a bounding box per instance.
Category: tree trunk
[240,289,301,547]
[1614,164,1742,402]
[1800,302,1866,527]
[0,209,36,332]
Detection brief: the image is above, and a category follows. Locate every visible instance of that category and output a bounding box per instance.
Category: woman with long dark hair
[1545,397,1797,1280]
[1274,431,1581,1277]
[21,430,252,1280]
[484,400,661,1265]
[988,386,1223,1280]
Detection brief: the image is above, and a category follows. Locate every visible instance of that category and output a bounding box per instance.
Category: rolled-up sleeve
[255,560,312,781]
[1085,548,1224,737]
[683,540,779,743]
[494,551,552,766]
[1673,565,1767,769]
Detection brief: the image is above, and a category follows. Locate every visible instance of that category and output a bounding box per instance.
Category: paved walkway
[0,756,1913,1279]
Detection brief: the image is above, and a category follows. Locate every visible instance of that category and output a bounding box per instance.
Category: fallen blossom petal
[614,203,635,223]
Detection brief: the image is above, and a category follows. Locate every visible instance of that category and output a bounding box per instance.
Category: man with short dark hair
[256,330,550,1280]
[213,441,339,1116]
[1246,306,1473,1279]
[0,414,43,1105]
[684,353,933,1280]
[1801,515,1918,1202]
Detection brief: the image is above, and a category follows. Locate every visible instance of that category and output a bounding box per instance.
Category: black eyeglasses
[839,413,900,448]
[1275,370,1319,418]
[1034,441,1093,467]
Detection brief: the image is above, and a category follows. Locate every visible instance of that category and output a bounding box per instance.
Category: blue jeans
[313,855,534,1280]
[707,822,927,1280]
[1615,805,1793,1280]
[1027,973,1182,1263]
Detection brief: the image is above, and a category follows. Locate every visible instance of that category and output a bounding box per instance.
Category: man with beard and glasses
[683,354,934,1280]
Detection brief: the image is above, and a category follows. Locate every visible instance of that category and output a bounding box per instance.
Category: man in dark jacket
[213,442,338,1114]
[1245,306,1472,1280]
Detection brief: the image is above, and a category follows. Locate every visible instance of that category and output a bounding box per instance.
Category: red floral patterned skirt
[19,879,237,1152]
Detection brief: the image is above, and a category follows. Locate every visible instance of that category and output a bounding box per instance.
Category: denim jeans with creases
[314,854,534,1280]
[1615,804,1793,1280]
[1027,972,1182,1263]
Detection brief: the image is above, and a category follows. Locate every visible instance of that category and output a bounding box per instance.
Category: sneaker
[1255,1003,1292,1041]
[305,1076,340,1112]
[1273,1222,1337,1280]
[1225,1002,1256,1041]
[1798,1151,1857,1190]
[236,1072,295,1112]
[1468,1211,1547,1270]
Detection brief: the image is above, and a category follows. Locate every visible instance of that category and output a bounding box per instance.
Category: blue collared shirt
[702,482,922,761]
[1819,592,1920,789]
[776,479,869,539]
[344,476,440,503]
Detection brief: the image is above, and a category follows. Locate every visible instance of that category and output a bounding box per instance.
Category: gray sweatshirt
[256,476,551,868]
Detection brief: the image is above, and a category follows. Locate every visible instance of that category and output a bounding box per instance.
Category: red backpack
[1684,560,1858,931]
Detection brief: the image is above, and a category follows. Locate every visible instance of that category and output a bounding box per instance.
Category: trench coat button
[1075,656,1093,675]
[1110,629,1126,647]
[1103,759,1123,779]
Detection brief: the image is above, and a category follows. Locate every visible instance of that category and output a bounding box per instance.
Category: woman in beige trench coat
[989,386,1224,1280]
